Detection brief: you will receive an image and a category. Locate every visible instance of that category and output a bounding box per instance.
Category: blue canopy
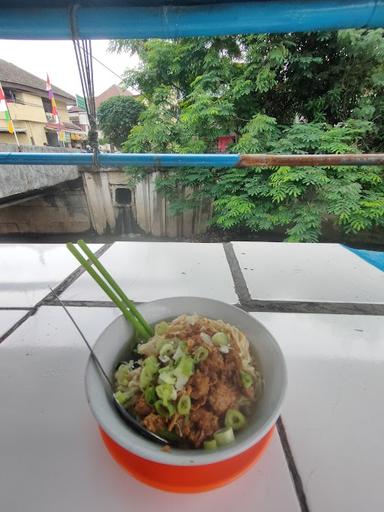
[1,0,384,39]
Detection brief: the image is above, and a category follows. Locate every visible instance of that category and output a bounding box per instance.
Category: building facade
[68,106,90,134]
[95,84,134,109]
[0,59,79,147]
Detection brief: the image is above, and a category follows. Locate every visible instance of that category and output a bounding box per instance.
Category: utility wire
[69,5,99,165]
[79,44,125,83]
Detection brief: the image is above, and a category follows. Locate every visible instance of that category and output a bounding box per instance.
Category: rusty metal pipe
[238,154,384,167]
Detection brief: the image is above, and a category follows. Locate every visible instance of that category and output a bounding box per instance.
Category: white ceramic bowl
[85,297,287,466]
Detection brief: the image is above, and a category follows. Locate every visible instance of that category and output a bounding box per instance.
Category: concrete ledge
[0,143,79,199]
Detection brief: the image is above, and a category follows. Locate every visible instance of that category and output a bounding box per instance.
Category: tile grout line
[239,300,384,315]
[0,307,34,311]
[223,242,311,510]
[276,417,310,512]
[0,243,114,344]
[0,308,37,344]
[223,242,253,303]
[223,242,384,316]
[44,300,120,308]
[41,299,384,315]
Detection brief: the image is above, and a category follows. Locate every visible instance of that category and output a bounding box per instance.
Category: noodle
[114,314,263,449]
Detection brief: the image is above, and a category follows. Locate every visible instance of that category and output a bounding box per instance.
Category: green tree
[97,95,144,148]
[111,30,384,241]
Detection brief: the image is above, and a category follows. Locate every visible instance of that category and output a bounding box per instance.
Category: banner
[76,94,86,110]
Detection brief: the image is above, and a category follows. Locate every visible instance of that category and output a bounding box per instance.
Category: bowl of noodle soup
[85,297,287,492]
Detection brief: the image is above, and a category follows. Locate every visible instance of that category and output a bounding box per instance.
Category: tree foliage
[110,30,384,241]
[97,95,144,148]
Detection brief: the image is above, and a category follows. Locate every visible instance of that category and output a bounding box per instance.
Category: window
[115,187,132,205]
[3,88,16,102]
[42,98,52,113]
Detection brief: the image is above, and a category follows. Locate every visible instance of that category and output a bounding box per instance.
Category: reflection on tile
[0,306,299,512]
[62,242,237,304]
[0,309,27,338]
[0,244,101,307]
[346,246,384,273]
[252,312,384,512]
[234,242,384,303]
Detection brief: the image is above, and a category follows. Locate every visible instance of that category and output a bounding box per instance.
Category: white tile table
[0,309,27,337]
[252,312,384,512]
[2,241,384,512]
[0,306,299,512]
[0,243,102,307]
[62,242,238,304]
[233,242,384,303]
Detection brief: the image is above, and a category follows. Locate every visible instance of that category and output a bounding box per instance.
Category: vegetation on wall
[110,30,384,241]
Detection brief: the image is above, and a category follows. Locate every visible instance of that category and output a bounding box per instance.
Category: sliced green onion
[240,370,253,389]
[155,400,175,417]
[174,355,194,390]
[156,383,177,403]
[203,439,217,450]
[155,321,168,335]
[177,339,187,350]
[156,338,168,351]
[159,342,174,359]
[114,363,132,387]
[139,355,160,389]
[225,409,247,431]
[159,364,173,373]
[173,341,187,361]
[139,366,154,390]
[144,355,159,373]
[193,346,209,363]
[212,332,229,347]
[175,355,194,377]
[174,374,188,391]
[177,394,191,415]
[113,390,132,406]
[158,369,176,385]
[144,386,157,405]
[214,427,235,446]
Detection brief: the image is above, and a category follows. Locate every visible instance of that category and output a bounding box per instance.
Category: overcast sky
[0,39,139,97]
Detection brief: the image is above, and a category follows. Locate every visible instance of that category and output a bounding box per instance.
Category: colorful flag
[51,96,58,117]
[0,84,14,134]
[46,74,58,121]
[5,111,14,134]
[46,73,53,99]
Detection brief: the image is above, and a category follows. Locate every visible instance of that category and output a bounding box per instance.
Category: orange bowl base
[100,427,274,493]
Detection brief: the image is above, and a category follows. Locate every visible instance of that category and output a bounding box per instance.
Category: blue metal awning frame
[1,0,384,39]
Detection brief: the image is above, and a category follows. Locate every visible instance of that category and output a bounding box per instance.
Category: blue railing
[1,153,384,167]
[1,1,384,39]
